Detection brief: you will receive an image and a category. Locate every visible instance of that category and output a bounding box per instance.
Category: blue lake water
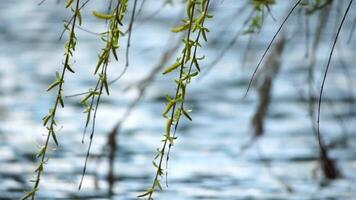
[0,0,356,199]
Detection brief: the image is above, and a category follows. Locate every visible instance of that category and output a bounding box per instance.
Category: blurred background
[0,0,356,199]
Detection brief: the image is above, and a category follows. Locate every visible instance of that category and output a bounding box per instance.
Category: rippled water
[0,1,356,199]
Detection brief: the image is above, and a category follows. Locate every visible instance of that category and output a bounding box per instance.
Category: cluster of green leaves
[244,0,276,34]
[80,0,127,140]
[78,0,129,189]
[22,0,82,199]
[138,0,212,199]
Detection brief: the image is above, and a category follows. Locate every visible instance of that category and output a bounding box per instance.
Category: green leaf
[154,179,163,191]
[47,81,59,91]
[66,64,75,73]
[92,11,113,20]
[42,115,51,126]
[201,28,208,42]
[152,161,159,168]
[182,71,199,81]
[21,190,35,200]
[162,62,181,74]
[35,163,43,172]
[182,109,192,121]
[94,57,104,74]
[137,188,153,197]
[171,23,190,33]
[103,79,110,95]
[56,71,61,80]
[162,101,174,118]
[77,10,82,26]
[36,146,46,158]
[51,131,59,146]
[65,0,73,8]
[165,118,172,134]
[58,95,64,108]
[112,48,118,61]
[81,92,93,105]
[193,58,200,71]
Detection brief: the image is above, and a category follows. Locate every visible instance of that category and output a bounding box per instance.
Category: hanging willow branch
[22,0,82,199]
[78,0,129,190]
[138,0,212,199]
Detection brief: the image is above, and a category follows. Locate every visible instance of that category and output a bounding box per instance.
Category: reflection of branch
[234,35,286,159]
[295,86,341,180]
[256,142,294,193]
[107,124,119,196]
[252,34,286,136]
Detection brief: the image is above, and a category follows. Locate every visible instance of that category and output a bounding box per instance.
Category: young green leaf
[182,109,192,121]
[21,190,35,200]
[92,11,113,20]
[47,81,59,91]
[165,118,172,134]
[51,131,59,146]
[137,188,153,197]
[162,101,175,118]
[65,0,74,8]
[171,23,190,33]
[154,179,163,191]
[163,62,181,74]
[36,146,46,158]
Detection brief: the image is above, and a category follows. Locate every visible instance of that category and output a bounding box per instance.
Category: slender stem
[25,1,81,199]
[244,0,302,97]
[166,0,211,185]
[147,3,197,199]
[79,0,129,190]
[317,0,353,152]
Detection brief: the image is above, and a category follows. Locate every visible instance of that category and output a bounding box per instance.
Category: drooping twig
[296,86,341,180]
[104,36,180,195]
[124,0,138,74]
[22,1,82,199]
[138,1,212,199]
[316,0,353,160]
[79,0,130,189]
[59,0,92,40]
[244,0,302,97]
[256,142,294,192]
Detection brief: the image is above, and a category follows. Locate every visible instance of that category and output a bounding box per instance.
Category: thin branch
[109,0,139,85]
[316,0,353,153]
[59,0,92,40]
[244,0,301,97]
